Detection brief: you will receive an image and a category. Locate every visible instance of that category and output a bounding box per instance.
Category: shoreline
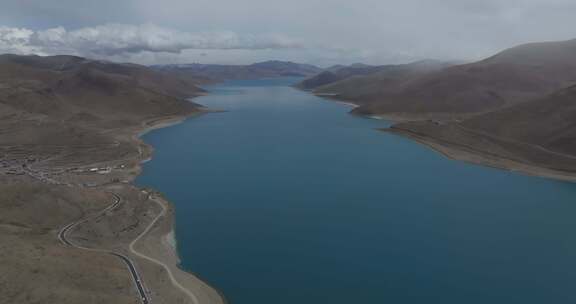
[130,89,574,303]
[127,108,227,304]
[384,127,576,183]
[327,97,576,183]
[314,91,576,183]
[311,93,360,109]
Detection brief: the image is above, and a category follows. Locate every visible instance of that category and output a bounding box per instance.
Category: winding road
[57,193,150,304]
[129,196,200,304]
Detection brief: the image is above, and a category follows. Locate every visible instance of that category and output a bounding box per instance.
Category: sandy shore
[360,112,478,123]
[333,100,359,108]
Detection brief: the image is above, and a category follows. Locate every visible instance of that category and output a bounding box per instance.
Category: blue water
[137,78,576,304]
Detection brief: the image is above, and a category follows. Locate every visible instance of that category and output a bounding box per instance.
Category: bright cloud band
[0,23,303,57]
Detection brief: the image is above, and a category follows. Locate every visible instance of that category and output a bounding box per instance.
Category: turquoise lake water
[137,78,576,303]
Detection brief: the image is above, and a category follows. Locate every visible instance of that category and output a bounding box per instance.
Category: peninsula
[297,38,576,181]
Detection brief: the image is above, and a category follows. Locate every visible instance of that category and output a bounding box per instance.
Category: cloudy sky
[1,0,576,66]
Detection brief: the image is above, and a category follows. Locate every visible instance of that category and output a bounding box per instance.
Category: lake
[137,78,576,304]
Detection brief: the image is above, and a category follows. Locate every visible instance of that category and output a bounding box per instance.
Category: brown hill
[482,39,576,66]
[0,54,206,168]
[331,39,576,120]
[314,60,449,104]
[390,84,576,177]
[463,84,576,156]
[0,54,204,129]
[296,64,385,90]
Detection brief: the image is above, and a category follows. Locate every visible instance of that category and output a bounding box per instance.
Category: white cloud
[0,23,303,58]
[0,26,38,54]
[3,0,576,65]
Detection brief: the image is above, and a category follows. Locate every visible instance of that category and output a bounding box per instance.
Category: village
[0,151,130,187]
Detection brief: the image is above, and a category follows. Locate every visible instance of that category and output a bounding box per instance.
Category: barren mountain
[296,63,385,90]
[0,54,218,304]
[0,54,205,148]
[153,60,322,82]
[390,83,576,179]
[319,39,576,120]
[310,60,450,104]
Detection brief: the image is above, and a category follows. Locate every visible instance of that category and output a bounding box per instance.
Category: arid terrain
[0,54,225,304]
[5,36,576,304]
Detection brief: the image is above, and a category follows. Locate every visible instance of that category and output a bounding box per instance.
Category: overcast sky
[1,0,576,66]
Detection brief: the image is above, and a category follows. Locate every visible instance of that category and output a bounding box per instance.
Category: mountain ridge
[376,38,576,180]
[153,60,322,82]
[303,39,576,121]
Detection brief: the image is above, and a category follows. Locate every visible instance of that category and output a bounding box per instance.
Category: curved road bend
[129,196,200,304]
[58,193,150,304]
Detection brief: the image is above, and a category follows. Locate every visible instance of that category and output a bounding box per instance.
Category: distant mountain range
[5,37,576,181]
[5,38,576,303]
[153,60,322,82]
[296,60,452,96]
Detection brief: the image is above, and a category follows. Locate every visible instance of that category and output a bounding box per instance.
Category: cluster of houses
[69,166,113,175]
[1,153,129,184]
[69,163,127,175]
[89,167,112,174]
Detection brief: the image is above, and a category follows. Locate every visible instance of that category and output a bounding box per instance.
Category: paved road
[129,196,200,304]
[58,193,150,304]
[110,252,149,304]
